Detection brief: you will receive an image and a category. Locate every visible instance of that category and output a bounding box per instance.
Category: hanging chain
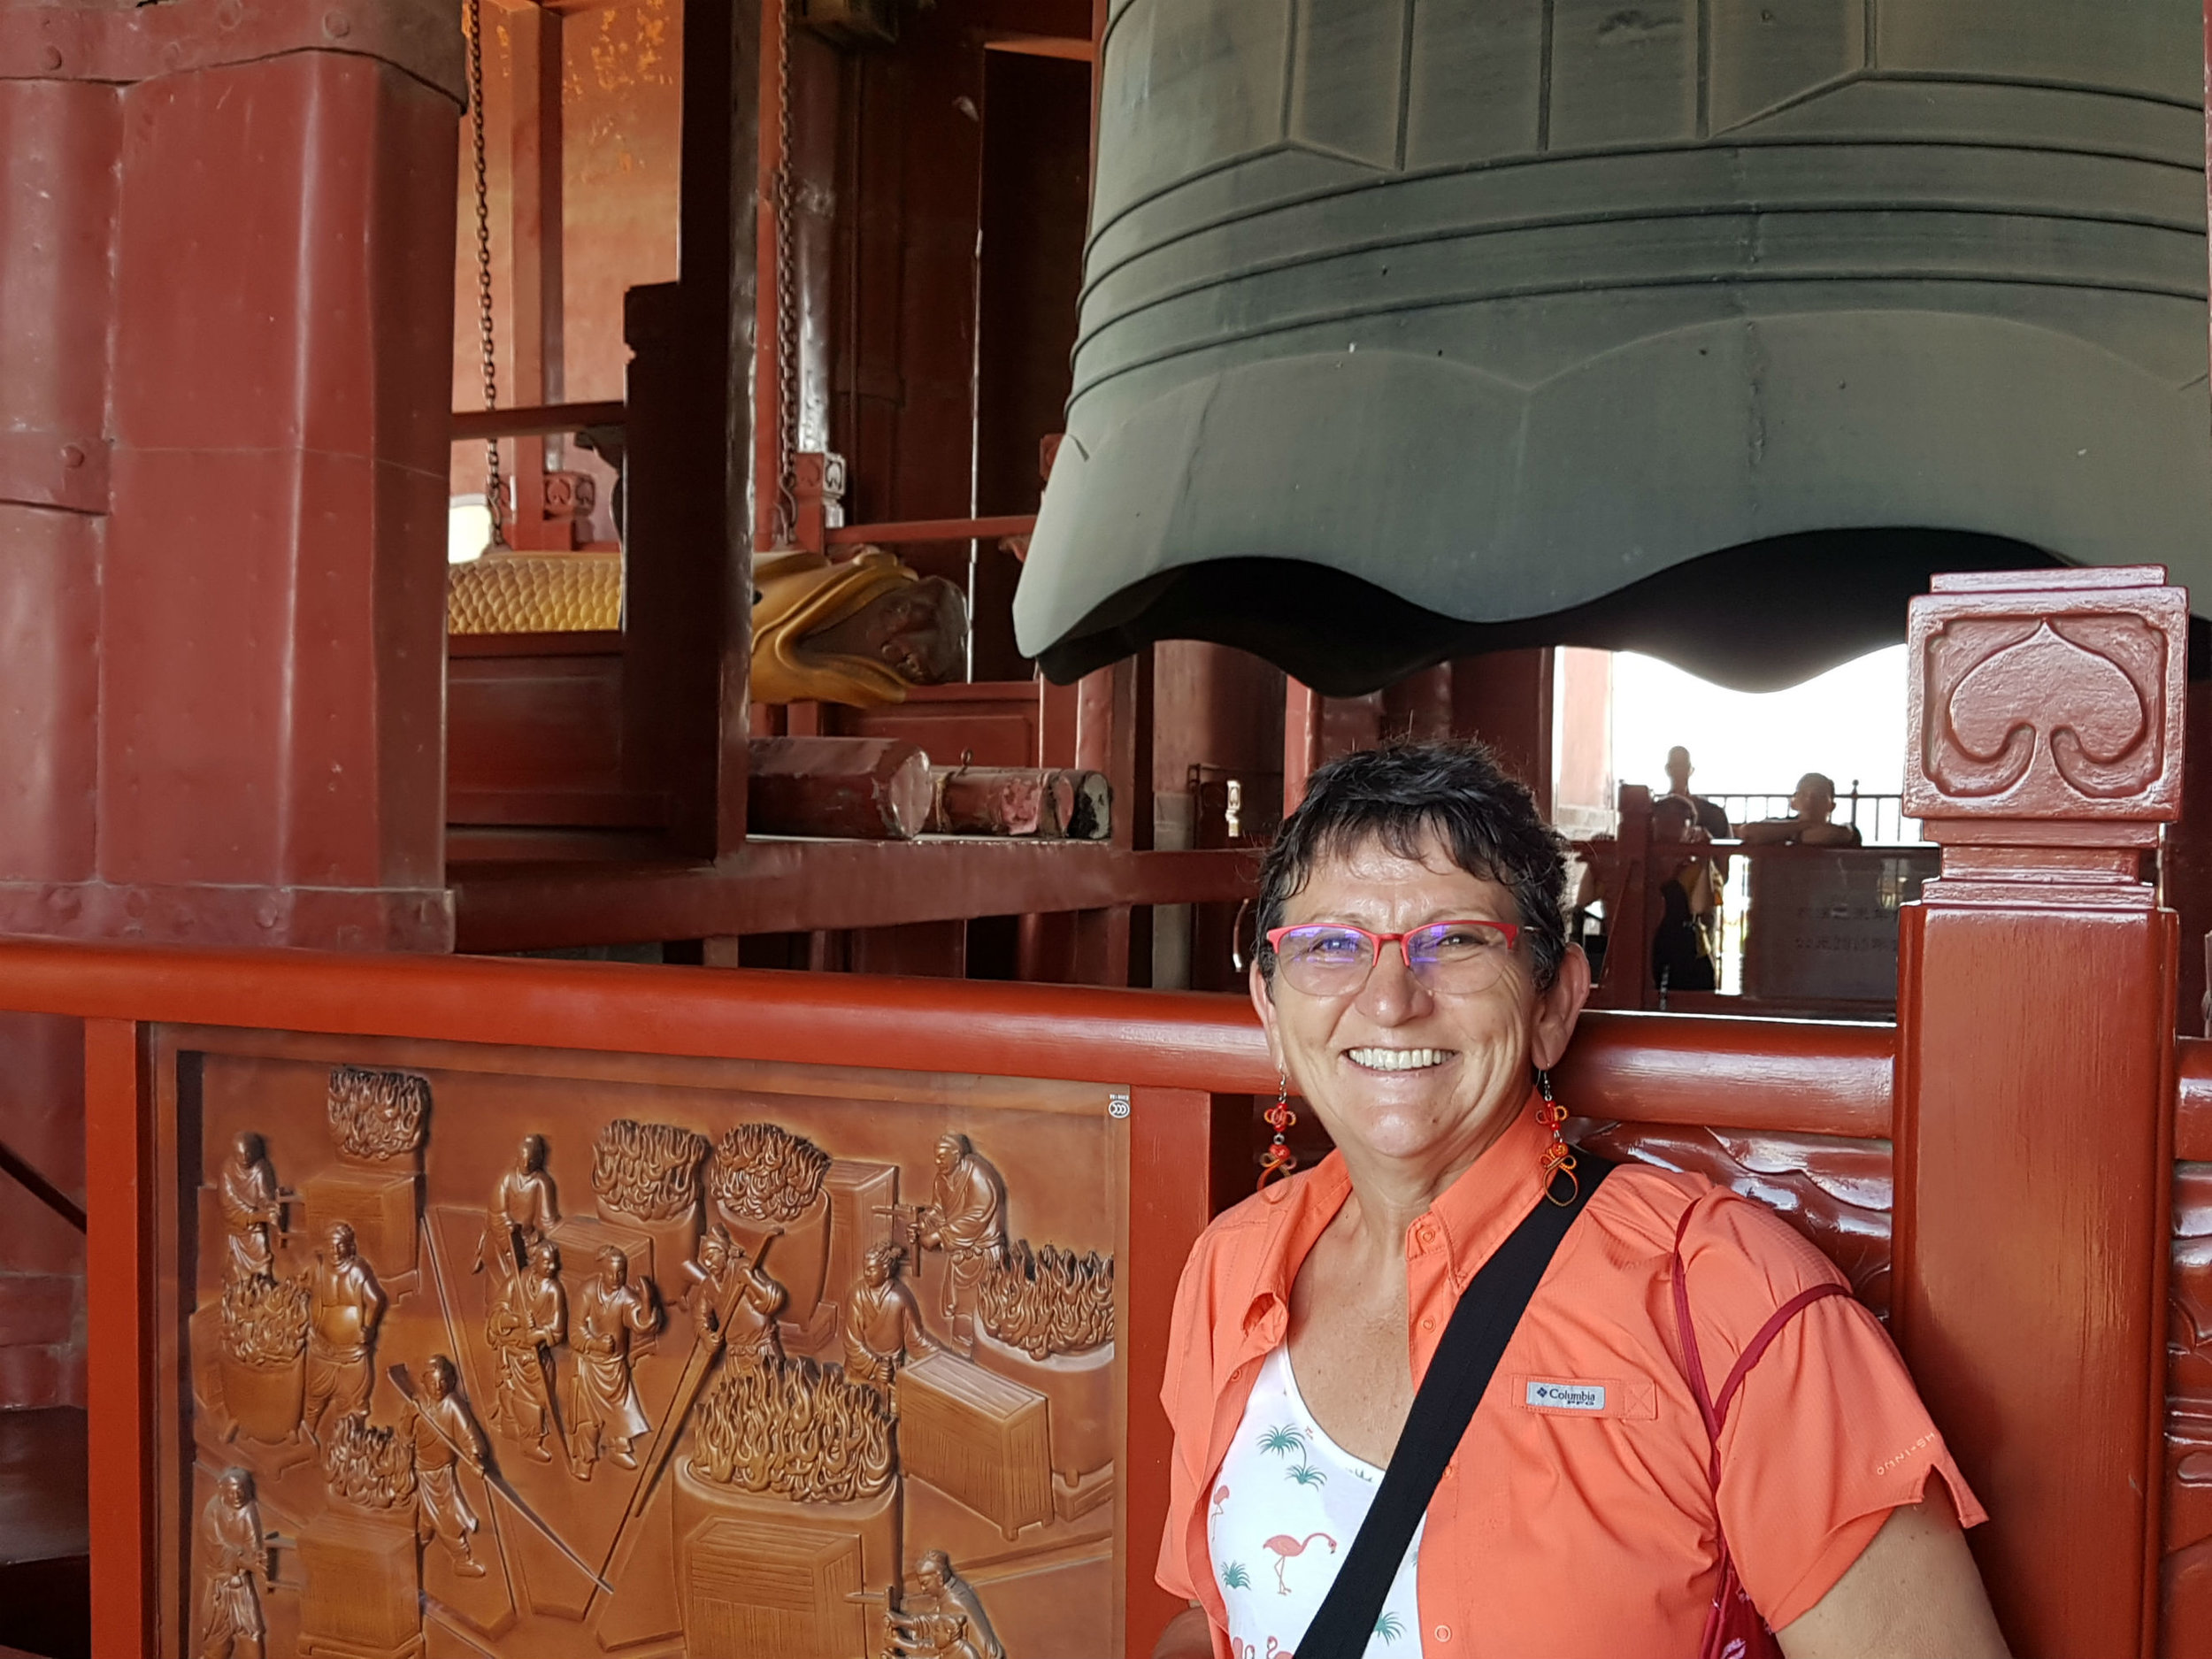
[466,0,507,551]
[770,0,799,545]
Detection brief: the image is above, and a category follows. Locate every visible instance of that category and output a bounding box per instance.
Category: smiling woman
[1150,742,2009,1659]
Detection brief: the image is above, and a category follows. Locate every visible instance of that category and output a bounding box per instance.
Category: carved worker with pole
[682,1223,786,1365]
[487,1238,566,1463]
[404,1355,492,1578]
[476,1133,559,1276]
[917,1133,1009,1333]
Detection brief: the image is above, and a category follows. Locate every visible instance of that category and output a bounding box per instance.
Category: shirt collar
[1238,1085,1552,1340]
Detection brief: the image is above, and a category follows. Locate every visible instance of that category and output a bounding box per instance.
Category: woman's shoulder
[1583,1157,1852,1306]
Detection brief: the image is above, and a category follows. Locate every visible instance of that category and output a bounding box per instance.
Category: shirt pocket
[1510,1373,1659,1421]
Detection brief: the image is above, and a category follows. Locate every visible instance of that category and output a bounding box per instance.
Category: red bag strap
[1671,1206,1850,1481]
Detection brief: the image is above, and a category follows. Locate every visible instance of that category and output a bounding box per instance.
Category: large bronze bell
[1015,0,2211,691]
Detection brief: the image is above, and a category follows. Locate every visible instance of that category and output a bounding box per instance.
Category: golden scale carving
[447,552,623,635]
[186,1061,1110,1657]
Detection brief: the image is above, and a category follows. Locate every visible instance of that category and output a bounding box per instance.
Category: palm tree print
[1257,1423,1307,1458]
[1284,1459,1327,1488]
[1221,1561,1252,1591]
[1374,1611,1406,1644]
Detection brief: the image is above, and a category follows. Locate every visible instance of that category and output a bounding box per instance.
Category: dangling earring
[1257,1074,1299,1190]
[1535,1070,1578,1208]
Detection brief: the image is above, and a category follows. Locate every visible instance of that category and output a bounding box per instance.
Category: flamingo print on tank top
[1211,1347,1423,1655]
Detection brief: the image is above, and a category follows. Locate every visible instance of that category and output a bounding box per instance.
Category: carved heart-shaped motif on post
[1905,568,2185,826]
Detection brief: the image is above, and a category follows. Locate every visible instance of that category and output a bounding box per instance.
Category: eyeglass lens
[1273,923,1514,995]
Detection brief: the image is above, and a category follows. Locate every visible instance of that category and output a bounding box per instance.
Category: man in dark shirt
[1664,746,1733,841]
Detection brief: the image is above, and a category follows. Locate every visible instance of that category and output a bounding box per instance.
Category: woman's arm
[1151,1603,1214,1658]
[1777,1481,2008,1659]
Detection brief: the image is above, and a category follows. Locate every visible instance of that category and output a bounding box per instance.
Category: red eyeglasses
[1263,919,1522,995]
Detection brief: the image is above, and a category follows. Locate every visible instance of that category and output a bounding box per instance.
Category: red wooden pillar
[1893,566,2184,1657]
[1284,678,1323,815]
[0,0,462,950]
[1450,647,1555,815]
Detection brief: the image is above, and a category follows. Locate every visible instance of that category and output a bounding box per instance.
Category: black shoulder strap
[1294,1156,1614,1659]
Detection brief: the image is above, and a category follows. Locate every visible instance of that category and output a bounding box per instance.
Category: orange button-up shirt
[1156,1099,1983,1657]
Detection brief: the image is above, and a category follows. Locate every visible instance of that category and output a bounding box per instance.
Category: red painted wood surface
[1125,1087,1231,1654]
[1893,567,2185,1658]
[0,19,463,954]
[447,635,657,826]
[826,679,1048,772]
[82,1018,145,1659]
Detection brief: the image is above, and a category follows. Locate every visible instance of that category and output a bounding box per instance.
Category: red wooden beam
[0,937,1893,1136]
[450,841,1257,949]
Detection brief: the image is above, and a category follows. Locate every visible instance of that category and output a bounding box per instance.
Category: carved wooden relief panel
[154,1029,1125,1659]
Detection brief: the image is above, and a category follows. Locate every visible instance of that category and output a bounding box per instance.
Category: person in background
[1649,794,1719,994]
[1740,772,1864,847]
[1663,745,1732,954]
[1663,745,1733,841]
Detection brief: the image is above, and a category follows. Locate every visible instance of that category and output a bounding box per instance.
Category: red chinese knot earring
[1536,1070,1578,1207]
[1257,1074,1298,1189]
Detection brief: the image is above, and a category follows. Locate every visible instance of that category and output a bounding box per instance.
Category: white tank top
[1208,1345,1424,1656]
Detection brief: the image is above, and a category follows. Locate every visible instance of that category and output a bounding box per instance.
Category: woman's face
[1249,827,1589,1172]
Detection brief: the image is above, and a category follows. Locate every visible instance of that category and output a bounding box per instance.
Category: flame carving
[219,1271,310,1369]
[591,1119,711,1220]
[319,1412,416,1509]
[687,1355,895,1502]
[977,1241,1116,1358]
[326,1065,430,1163]
[708,1122,832,1223]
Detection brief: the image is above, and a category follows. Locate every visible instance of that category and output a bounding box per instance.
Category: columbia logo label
[1525,1379,1606,1411]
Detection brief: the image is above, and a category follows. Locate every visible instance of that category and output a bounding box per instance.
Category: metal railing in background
[1702,785,1919,845]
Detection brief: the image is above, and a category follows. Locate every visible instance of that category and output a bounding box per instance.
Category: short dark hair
[1255,740,1571,992]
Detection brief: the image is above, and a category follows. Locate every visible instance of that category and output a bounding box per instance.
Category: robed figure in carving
[407,1356,490,1577]
[302,1223,384,1442]
[918,1133,1009,1328]
[487,1239,565,1462]
[843,1242,936,1392]
[218,1133,281,1286]
[568,1245,661,1479]
[684,1225,786,1365]
[478,1133,559,1276]
[196,1468,267,1659]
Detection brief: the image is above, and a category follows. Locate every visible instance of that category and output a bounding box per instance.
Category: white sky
[1609,644,1909,803]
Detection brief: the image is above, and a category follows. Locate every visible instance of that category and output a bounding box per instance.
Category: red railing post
[84,1017,149,1658]
[1893,566,2185,1656]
